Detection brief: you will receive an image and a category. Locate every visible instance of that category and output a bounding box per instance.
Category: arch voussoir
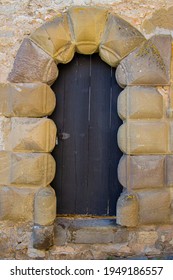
[8,38,58,85]
[116,34,171,87]
[67,6,108,55]
[30,13,75,64]
[99,13,146,67]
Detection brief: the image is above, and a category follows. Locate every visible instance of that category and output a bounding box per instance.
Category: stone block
[0,83,56,117]
[72,227,115,244]
[27,247,46,259]
[0,186,37,221]
[34,186,56,226]
[68,6,108,54]
[116,35,171,86]
[118,86,163,120]
[0,152,55,187]
[166,156,173,187]
[138,189,171,224]
[54,225,67,246]
[113,228,130,243]
[169,121,173,153]
[116,191,139,227]
[118,121,168,154]
[30,13,75,64]
[118,155,165,189]
[167,84,173,118]
[0,117,57,152]
[33,224,54,250]
[99,13,145,67]
[8,38,58,85]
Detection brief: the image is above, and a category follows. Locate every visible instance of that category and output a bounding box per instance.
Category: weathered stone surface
[150,35,171,79]
[116,191,139,227]
[71,227,115,244]
[142,7,173,34]
[8,38,58,85]
[54,225,68,246]
[116,35,171,86]
[156,224,173,254]
[0,186,38,221]
[119,155,173,190]
[30,13,75,64]
[171,44,173,83]
[118,155,165,189]
[113,228,130,243]
[99,13,145,67]
[2,220,173,259]
[167,84,173,118]
[117,188,171,226]
[2,0,173,259]
[166,156,173,187]
[0,152,55,187]
[169,121,173,153]
[34,186,56,226]
[27,247,46,259]
[0,221,33,259]
[0,83,56,117]
[33,224,54,250]
[138,189,171,224]
[118,121,168,154]
[0,0,170,84]
[0,117,57,152]
[68,6,108,54]
[118,86,164,120]
[129,230,159,255]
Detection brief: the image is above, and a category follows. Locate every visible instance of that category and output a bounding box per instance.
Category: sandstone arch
[0,6,171,249]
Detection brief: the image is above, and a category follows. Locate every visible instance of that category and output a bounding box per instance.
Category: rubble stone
[33,224,54,250]
[142,6,173,34]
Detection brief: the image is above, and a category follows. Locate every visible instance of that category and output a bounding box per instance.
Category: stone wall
[1,0,173,259]
[1,0,173,83]
[1,219,173,259]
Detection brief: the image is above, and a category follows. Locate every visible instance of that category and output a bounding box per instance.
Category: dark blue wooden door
[51,53,122,216]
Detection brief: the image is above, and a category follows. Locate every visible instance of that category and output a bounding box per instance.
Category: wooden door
[51,53,123,216]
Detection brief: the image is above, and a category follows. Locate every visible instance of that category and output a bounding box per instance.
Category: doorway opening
[51,53,123,216]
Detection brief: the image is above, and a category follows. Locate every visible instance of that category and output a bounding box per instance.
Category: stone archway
[0,6,172,249]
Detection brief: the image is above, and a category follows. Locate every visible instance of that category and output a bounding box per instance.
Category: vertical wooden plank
[51,62,65,213]
[57,56,78,213]
[87,54,111,215]
[108,68,123,215]
[72,55,90,214]
[51,54,90,214]
[51,53,122,215]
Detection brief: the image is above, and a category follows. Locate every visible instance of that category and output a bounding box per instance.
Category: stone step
[54,217,123,246]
